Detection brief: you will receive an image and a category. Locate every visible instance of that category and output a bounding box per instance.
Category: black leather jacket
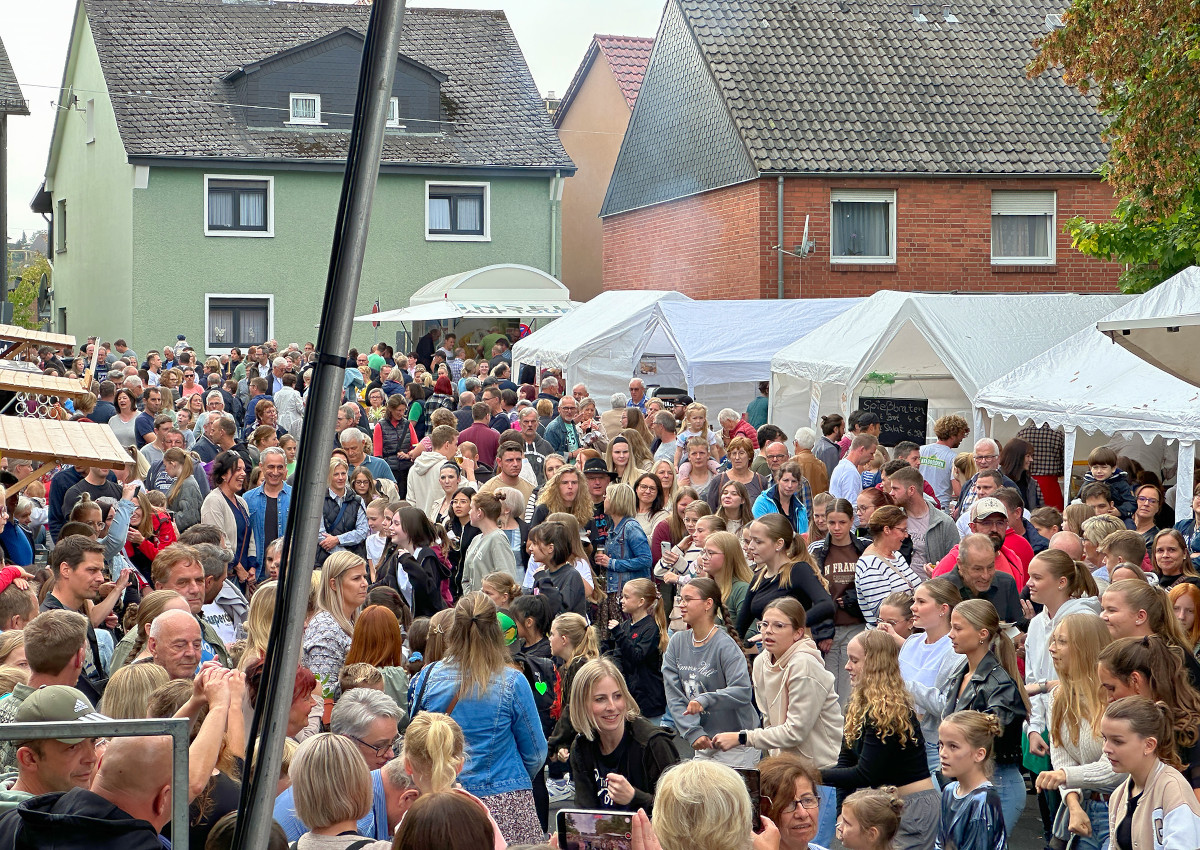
[941,651,1028,764]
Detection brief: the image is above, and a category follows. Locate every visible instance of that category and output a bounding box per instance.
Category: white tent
[1097,269,1200,388]
[355,264,576,323]
[769,290,1132,442]
[977,268,1200,522]
[512,290,690,403]
[629,298,864,415]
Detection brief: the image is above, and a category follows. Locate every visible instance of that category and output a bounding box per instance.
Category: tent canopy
[357,264,575,323]
[512,290,690,403]
[769,290,1132,438]
[1096,270,1200,388]
[631,298,864,393]
[976,268,1200,521]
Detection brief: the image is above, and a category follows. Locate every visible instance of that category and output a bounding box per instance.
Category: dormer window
[387,97,403,129]
[288,93,321,125]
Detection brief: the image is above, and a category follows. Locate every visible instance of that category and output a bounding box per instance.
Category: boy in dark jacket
[1082,447,1136,519]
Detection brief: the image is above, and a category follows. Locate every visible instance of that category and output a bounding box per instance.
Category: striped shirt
[855,552,923,625]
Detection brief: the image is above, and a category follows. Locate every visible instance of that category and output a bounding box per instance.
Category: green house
[35,0,574,354]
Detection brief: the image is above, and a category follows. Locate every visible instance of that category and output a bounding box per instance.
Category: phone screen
[735,767,763,833]
[557,809,634,850]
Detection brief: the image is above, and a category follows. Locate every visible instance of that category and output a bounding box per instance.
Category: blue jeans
[993,763,1027,837]
[815,785,836,848]
[1070,796,1111,850]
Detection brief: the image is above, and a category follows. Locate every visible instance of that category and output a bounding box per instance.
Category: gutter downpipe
[777,175,785,300]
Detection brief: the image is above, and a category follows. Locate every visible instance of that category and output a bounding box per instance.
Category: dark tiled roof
[0,37,29,116]
[604,0,1108,213]
[84,0,572,169]
[596,35,654,110]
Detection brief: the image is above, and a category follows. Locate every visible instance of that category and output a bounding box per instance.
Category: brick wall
[602,174,1123,297]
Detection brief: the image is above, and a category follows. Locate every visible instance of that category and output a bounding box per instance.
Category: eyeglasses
[1137,496,1159,504]
[974,454,997,461]
[763,795,820,813]
[348,735,395,759]
[854,505,872,513]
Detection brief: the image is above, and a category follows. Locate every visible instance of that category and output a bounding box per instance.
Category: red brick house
[600,0,1123,298]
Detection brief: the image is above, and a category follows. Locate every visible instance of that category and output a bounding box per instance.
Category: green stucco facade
[130,167,558,352]
[47,10,560,356]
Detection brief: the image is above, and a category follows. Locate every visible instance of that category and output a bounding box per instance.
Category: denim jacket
[410,660,547,797]
[243,483,292,578]
[605,516,652,593]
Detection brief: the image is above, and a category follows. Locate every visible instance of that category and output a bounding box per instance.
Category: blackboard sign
[858,397,929,447]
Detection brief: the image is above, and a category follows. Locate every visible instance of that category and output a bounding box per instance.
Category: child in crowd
[861,448,888,490]
[1030,506,1063,541]
[837,787,906,850]
[482,571,521,610]
[877,592,915,641]
[262,538,283,581]
[936,710,1007,850]
[604,577,668,723]
[338,662,384,695]
[546,612,600,801]
[1082,447,1136,518]
[510,594,553,659]
[530,522,587,617]
[674,402,722,467]
[364,497,390,578]
[811,492,834,537]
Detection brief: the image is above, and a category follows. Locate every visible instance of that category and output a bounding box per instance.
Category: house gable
[225,28,446,133]
[600,0,755,217]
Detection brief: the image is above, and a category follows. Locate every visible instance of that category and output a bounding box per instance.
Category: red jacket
[725,418,759,450]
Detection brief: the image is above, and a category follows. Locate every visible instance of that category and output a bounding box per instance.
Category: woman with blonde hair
[1100,579,1200,687]
[604,436,645,487]
[317,456,368,566]
[621,410,655,456]
[653,458,679,502]
[567,657,681,813]
[698,530,754,624]
[644,759,776,850]
[0,631,26,671]
[1082,513,1125,577]
[401,712,505,848]
[289,733,382,850]
[595,482,652,634]
[101,661,170,718]
[1032,613,1116,850]
[239,580,277,670]
[821,629,938,849]
[942,598,1031,832]
[301,551,369,689]
[407,592,546,843]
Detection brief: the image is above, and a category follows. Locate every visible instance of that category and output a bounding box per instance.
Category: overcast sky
[2,0,663,239]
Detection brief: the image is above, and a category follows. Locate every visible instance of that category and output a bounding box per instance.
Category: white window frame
[85,99,95,144]
[288,93,322,125]
[424,181,490,242]
[991,190,1056,265]
[387,97,404,129]
[55,199,67,253]
[203,174,275,238]
[204,294,275,356]
[829,189,897,264]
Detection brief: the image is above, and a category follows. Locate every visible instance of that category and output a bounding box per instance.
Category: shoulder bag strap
[411,661,437,716]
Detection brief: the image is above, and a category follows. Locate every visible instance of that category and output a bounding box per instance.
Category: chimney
[942,4,958,21]
[910,3,928,21]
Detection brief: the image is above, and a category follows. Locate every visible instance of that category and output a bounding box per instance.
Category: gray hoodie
[663,628,760,745]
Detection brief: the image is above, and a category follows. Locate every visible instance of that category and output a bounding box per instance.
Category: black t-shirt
[264,495,279,548]
[594,732,646,809]
[1115,783,1140,850]
[61,478,123,520]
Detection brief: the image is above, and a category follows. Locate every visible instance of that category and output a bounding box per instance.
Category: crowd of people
[0,330,1200,850]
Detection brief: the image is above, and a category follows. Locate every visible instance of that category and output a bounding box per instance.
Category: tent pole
[231,1,407,847]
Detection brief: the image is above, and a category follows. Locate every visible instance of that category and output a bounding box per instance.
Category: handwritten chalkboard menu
[858,397,929,447]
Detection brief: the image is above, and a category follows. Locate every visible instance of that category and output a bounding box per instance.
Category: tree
[1030,0,1200,218]
[1030,0,1200,290]
[8,256,49,330]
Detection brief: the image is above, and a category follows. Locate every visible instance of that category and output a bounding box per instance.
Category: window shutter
[991,191,1055,216]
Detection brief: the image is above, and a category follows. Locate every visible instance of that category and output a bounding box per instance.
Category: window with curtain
[830,190,895,262]
[426,184,487,237]
[289,94,320,124]
[991,190,1055,263]
[207,297,270,349]
[206,178,270,234]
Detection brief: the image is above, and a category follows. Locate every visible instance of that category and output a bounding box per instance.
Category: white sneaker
[547,777,575,803]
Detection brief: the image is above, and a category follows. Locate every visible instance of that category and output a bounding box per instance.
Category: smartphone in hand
[557,809,634,850]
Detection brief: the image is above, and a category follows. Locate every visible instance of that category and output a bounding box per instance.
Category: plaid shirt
[1016,424,1064,476]
[447,357,464,381]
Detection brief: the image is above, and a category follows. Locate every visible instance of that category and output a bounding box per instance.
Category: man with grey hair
[122,374,144,403]
[791,428,829,497]
[339,427,397,488]
[536,375,560,416]
[518,406,554,484]
[193,394,225,463]
[954,438,1018,520]
[146,608,202,680]
[270,356,289,394]
[601,392,628,440]
[196,541,247,645]
[627,377,647,412]
[571,383,589,403]
[274,688,409,841]
[244,446,291,579]
[652,411,678,462]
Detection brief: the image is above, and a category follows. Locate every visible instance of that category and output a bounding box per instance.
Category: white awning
[356,264,575,323]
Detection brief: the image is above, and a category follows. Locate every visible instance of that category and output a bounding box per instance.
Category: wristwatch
[738,731,747,746]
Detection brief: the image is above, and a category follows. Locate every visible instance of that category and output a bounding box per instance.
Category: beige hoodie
[745,636,843,768]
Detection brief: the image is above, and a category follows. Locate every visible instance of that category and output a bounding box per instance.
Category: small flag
[371,299,380,329]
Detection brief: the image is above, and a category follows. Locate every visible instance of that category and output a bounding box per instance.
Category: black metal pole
[232,1,407,847]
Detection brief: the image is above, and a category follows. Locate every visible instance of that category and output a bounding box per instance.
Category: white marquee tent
[1096,267,1200,388]
[512,290,690,403]
[355,264,576,323]
[769,291,1132,441]
[629,298,864,415]
[976,267,1200,522]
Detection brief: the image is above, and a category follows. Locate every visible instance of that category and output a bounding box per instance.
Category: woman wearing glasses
[760,753,830,850]
[1127,484,1165,553]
